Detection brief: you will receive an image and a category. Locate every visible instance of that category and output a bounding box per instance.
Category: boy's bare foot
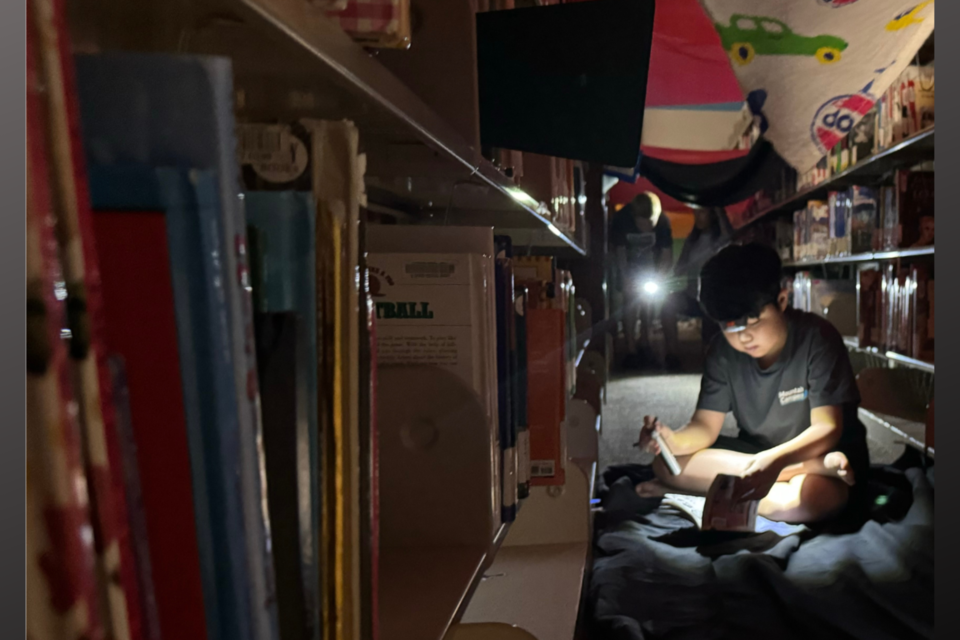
[636,479,669,498]
[823,451,855,486]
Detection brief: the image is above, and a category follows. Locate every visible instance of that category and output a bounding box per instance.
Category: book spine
[358,232,379,640]
[177,169,255,640]
[514,288,530,500]
[254,312,309,640]
[32,1,138,637]
[304,119,364,640]
[494,236,517,522]
[527,308,566,487]
[202,59,280,640]
[27,24,103,637]
[106,357,163,640]
[244,191,321,640]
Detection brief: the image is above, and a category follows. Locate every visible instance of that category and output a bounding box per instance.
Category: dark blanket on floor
[588,461,934,640]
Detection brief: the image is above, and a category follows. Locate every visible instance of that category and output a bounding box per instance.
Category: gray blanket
[589,465,934,640]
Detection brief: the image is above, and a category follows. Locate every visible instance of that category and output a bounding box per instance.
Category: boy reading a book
[636,243,869,524]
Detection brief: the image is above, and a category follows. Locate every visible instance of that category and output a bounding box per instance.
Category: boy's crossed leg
[636,449,854,524]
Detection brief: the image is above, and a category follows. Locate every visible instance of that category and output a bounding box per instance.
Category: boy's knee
[651,454,688,481]
[801,475,849,518]
[651,455,668,480]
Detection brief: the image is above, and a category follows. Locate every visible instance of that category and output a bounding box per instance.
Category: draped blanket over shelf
[610,0,934,208]
[697,0,935,173]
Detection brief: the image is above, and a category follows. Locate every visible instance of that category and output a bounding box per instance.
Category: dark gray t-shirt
[697,308,866,452]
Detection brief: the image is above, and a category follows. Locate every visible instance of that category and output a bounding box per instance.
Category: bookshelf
[37,3,607,640]
[74,0,587,254]
[379,522,511,640]
[739,126,935,229]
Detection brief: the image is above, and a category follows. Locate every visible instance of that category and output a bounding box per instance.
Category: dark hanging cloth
[639,137,792,208]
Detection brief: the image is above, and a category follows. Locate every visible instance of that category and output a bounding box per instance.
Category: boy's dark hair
[698,243,784,324]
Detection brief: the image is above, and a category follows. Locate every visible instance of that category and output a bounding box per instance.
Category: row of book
[786,170,934,262]
[859,264,935,364]
[28,13,581,640]
[797,63,934,192]
[25,1,374,632]
[790,263,934,366]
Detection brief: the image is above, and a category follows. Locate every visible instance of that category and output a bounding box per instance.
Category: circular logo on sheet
[810,92,876,155]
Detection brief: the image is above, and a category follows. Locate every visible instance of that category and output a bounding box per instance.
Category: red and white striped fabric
[327,0,402,36]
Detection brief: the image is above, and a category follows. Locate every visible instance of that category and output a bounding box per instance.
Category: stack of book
[789,170,934,262]
[859,264,934,363]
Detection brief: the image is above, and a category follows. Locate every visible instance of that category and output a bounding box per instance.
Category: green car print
[715,14,848,66]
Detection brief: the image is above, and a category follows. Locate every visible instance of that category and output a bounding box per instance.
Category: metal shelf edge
[785,246,934,268]
[741,126,935,228]
[843,336,934,374]
[240,0,585,255]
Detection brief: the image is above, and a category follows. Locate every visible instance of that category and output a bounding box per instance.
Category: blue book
[514,286,530,500]
[494,236,517,522]
[88,165,253,640]
[78,51,280,640]
[244,191,319,640]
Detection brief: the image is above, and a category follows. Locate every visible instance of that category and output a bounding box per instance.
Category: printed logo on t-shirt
[778,387,809,406]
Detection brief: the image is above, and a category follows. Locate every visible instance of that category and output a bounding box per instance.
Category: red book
[527,308,566,487]
[92,211,209,640]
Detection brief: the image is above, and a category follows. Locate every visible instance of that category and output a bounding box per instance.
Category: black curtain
[639,137,791,208]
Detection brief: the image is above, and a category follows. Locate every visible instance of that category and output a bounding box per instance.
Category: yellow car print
[886,1,934,32]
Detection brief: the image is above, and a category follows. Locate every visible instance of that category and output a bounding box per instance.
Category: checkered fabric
[327,0,402,35]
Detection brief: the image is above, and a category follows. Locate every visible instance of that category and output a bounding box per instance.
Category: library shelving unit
[756,127,936,465]
[738,126,935,230]
[65,2,605,640]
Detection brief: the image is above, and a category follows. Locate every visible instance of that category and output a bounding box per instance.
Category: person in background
[610,192,673,369]
[661,207,733,371]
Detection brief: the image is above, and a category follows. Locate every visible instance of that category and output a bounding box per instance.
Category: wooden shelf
[785,245,934,269]
[741,127,935,228]
[453,542,590,640]
[381,523,511,640]
[77,0,587,254]
[843,336,934,374]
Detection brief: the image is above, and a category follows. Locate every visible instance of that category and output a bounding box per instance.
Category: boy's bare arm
[758,405,844,470]
[640,409,725,457]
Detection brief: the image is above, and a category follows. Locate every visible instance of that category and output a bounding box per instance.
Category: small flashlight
[642,281,659,295]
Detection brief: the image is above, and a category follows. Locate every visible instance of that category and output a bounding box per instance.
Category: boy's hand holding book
[735,451,783,503]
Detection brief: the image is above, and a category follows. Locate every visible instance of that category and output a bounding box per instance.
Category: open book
[663,475,807,536]
[661,475,758,532]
